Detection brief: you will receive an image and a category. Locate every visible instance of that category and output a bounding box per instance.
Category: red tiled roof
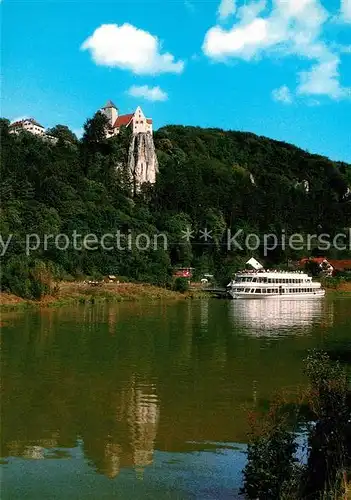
[113,113,134,128]
[146,118,153,124]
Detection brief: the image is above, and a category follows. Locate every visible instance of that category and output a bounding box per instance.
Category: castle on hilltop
[100,100,158,193]
[100,100,153,138]
[8,100,159,194]
[9,118,45,135]
[9,118,57,143]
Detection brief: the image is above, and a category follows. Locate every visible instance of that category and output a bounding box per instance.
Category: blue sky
[1,0,351,162]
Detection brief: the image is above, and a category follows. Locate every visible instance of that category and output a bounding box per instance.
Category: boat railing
[236,269,306,275]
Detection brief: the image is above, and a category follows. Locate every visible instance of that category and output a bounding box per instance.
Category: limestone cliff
[127,132,159,193]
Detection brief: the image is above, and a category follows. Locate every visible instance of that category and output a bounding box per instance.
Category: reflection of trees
[1,304,166,477]
[1,299,341,473]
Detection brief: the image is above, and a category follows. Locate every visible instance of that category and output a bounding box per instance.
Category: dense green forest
[1,115,350,298]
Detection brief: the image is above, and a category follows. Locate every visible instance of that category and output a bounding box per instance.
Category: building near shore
[300,257,351,276]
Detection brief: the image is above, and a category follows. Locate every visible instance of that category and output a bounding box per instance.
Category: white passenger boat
[227,266,325,300]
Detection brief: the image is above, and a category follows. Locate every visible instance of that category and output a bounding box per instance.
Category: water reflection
[2,375,160,479]
[83,378,159,479]
[200,299,209,330]
[130,381,159,478]
[229,298,328,335]
[1,299,349,498]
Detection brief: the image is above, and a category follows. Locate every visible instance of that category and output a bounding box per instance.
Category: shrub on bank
[173,277,189,293]
[1,257,59,299]
[242,416,298,499]
[302,351,350,499]
[321,276,346,289]
[241,350,351,500]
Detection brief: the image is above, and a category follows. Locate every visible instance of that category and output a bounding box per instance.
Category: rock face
[128,132,159,193]
[342,187,351,202]
[295,179,310,193]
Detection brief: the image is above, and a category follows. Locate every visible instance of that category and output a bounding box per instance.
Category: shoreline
[0,281,207,312]
[1,281,351,312]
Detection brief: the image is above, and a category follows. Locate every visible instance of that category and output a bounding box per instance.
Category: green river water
[1,297,350,499]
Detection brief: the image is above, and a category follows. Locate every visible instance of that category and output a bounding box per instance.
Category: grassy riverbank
[0,281,206,311]
[324,281,351,296]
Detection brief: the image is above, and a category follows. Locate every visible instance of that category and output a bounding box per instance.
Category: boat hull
[227,290,325,300]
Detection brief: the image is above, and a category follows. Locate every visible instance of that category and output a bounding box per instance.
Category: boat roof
[235,269,310,277]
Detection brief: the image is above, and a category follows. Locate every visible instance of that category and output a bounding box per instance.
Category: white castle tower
[100,100,119,138]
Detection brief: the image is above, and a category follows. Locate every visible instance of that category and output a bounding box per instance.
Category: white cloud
[218,0,236,20]
[127,85,168,102]
[203,0,328,61]
[236,0,267,24]
[297,57,351,99]
[81,23,184,75]
[203,18,270,60]
[202,0,351,101]
[340,0,351,22]
[272,85,293,104]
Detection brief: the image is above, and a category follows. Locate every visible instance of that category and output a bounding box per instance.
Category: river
[1,297,350,499]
